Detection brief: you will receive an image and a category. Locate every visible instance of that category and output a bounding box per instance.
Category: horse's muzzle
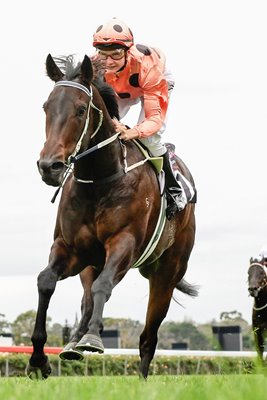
[37,158,66,187]
[248,287,261,297]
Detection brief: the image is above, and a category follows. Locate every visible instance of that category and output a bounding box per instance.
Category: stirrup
[168,188,187,211]
[165,189,187,220]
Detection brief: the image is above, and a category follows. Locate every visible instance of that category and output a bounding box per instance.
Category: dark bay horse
[248,258,267,365]
[26,54,197,379]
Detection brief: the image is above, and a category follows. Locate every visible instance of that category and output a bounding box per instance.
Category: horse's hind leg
[139,275,175,379]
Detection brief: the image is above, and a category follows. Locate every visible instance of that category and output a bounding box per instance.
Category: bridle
[50,80,152,203]
[54,80,105,164]
[51,80,119,202]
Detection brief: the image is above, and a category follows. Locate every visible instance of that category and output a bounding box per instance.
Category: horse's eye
[77,106,87,117]
[43,102,47,112]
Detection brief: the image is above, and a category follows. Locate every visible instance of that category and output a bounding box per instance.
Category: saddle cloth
[166,142,197,204]
[130,141,196,268]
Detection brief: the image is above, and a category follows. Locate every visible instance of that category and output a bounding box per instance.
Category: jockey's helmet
[93,18,134,50]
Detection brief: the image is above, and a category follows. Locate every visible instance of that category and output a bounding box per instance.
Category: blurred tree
[103,318,143,348]
[8,310,253,350]
[220,310,242,320]
[11,310,57,345]
[47,322,64,346]
[158,320,211,350]
[12,310,37,345]
[0,313,10,333]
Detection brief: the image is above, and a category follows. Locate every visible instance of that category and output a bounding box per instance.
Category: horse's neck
[95,124,122,171]
[75,118,122,182]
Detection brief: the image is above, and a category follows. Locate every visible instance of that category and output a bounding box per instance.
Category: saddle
[134,140,197,204]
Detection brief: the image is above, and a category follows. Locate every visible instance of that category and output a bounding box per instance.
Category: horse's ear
[80,55,94,86]
[46,54,64,82]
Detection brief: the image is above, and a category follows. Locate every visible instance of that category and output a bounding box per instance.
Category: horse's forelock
[51,55,119,119]
[52,55,105,82]
[52,55,81,80]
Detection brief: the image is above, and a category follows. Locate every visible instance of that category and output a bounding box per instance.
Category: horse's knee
[37,269,57,296]
[91,279,112,301]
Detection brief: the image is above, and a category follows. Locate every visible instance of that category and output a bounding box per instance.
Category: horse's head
[248,260,267,297]
[37,54,100,186]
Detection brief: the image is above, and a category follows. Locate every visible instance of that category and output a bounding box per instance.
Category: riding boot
[162,152,187,220]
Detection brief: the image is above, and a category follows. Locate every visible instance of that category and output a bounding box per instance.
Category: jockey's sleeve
[133,63,169,138]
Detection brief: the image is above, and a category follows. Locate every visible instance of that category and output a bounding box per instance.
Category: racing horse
[248,257,267,365]
[26,54,197,379]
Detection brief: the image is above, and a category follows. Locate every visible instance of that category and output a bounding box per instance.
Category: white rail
[103,349,259,358]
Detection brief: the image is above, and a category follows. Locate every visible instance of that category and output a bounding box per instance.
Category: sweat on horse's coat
[26,54,198,380]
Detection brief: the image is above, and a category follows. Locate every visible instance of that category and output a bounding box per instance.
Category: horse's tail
[175,279,199,297]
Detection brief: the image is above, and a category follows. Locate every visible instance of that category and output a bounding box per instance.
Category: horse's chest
[61,215,95,249]
[253,309,267,327]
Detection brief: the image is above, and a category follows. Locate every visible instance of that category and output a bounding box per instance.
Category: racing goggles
[98,48,126,60]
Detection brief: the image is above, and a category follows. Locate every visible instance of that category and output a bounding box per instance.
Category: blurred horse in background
[248,257,267,365]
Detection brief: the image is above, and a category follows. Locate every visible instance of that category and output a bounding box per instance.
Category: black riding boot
[162,152,187,220]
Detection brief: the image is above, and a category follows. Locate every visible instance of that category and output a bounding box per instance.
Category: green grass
[1,375,267,400]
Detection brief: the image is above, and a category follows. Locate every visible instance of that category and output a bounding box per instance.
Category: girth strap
[132,195,167,268]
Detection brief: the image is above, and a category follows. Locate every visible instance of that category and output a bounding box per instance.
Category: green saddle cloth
[133,140,163,173]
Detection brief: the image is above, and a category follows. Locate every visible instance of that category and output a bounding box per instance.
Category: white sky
[1,0,267,328]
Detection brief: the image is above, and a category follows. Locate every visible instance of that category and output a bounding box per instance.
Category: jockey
[92,17,188,220]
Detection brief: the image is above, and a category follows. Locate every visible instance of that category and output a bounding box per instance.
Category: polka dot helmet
[93,18,134,49]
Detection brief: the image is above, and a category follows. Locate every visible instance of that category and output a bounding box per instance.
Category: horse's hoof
[25,360,52,380]
[76,333,104,353]
[59,346,84,361]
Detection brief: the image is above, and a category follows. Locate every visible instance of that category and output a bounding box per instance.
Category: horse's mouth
[41,174,63,187]
[249,287,262,298]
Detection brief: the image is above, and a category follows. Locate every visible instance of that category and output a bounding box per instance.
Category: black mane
[52,55,119,120]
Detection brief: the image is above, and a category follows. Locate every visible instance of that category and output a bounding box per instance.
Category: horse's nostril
[51,162,64,171]
[37,159,64,174]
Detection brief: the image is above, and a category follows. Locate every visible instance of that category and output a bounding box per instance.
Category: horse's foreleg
[139,276,174,379]
[26,267,58,379]
[254,326,265,367]
[60,266,99,361]
[76,237,134,353]
[75,269,113,353]
[26,239,72,379]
